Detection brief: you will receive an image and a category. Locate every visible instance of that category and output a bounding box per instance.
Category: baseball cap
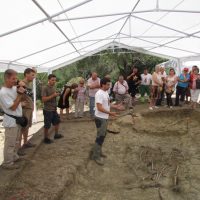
[183,67,189,72]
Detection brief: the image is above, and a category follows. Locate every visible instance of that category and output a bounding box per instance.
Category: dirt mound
[133,109,199,136]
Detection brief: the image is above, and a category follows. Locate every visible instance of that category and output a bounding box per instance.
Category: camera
[56,90,62,96]
[16,80,33,98]
[24,88,33,97]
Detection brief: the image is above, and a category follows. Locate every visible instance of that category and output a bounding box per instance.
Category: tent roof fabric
[1,0,200,72]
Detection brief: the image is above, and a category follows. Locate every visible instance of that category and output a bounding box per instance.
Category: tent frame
[0,0,200,73]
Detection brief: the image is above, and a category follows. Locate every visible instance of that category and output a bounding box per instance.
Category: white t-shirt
[0,86,22,127]
[87,77,100,97]
[141,74,152,85]
[95,89,110,119]
[159,71,167,79]
[113,81,129,95]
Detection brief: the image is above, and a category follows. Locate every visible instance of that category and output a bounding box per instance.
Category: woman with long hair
[58,83,78,120]
[149,65,163,110]
[165,68,177,108]
[190,67,200,109]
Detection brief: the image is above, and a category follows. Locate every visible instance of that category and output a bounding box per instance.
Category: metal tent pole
[31,0,81,55]
[38,33,117,66]
[131,14,200,39]
[113,0,141,42]
[11,15,128,63]
[32,77,37,123]
[52,10,155,22]
[0,0,92,38]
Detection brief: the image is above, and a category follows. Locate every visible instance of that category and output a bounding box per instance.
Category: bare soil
[0,106,200,200]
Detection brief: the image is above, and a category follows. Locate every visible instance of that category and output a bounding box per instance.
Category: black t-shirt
[128,73,141,90]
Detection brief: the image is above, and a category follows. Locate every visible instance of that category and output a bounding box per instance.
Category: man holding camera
[0,69,25,169]
[18,68,36,155]
[41,74,63,144]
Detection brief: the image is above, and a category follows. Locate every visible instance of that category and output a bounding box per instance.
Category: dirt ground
[0,104,200,200]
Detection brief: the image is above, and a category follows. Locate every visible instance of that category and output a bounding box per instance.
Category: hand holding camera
[53,91,61,97]
[17,86,26,94]
[16,80,33,97]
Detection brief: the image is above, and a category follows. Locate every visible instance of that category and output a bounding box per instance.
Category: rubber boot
[100,148,107,158]
[91,143,104,165]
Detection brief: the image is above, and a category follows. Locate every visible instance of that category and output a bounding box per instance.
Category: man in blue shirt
[175,68,190,106]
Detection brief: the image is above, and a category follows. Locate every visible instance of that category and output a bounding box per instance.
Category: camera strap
[0,110,21,120]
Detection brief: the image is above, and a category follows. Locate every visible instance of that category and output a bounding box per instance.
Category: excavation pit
[0,108,200,200]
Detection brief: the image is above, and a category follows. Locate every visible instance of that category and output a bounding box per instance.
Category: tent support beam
[148,30,200,53]
[131,14,200,39]
[121,33,200,55]
[50,41,178,72]
[31,0,81,55]
[38,33,117,66]
[65,35,184,43]
[0,0,92,38]
[52,10,155,21]
[11,15,128,63]
[113,0,141,42]
[180,55,200,62]
[53,9,200,22]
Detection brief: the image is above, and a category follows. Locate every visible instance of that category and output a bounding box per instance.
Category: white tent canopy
[1,0,200,73]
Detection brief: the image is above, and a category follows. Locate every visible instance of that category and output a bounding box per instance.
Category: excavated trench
[1,108,200,200]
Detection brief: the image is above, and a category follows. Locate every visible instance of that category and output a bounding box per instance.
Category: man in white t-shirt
[113,75,133,109]
[0,69,26,170]
[87,72,100,118]
[140,68,152,103]
[90,78,123,165]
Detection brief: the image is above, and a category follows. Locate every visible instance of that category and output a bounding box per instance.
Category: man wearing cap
[175,67,190,106]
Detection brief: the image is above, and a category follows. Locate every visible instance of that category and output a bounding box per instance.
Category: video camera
[16,80,33,98]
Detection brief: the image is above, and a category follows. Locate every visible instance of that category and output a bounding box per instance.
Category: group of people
[0,68,37,169]
[149,65,200,110]
[0,64,200,169]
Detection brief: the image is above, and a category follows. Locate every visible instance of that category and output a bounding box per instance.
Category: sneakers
[154,106,159,109]
[43,138,53,144]
[54,134,64,139]
[149,107,153,110]
[1,164,20,170]
[43,134,63,144]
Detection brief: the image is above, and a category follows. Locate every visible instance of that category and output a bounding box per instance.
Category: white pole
[177,58,182,75]
[32,77,37,123]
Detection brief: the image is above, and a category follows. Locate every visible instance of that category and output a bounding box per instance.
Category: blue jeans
[89,96,95,117]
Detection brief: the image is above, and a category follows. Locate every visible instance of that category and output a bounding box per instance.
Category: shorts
[190,89,200,102]
[21,108,33,131]
[43,110,60,129]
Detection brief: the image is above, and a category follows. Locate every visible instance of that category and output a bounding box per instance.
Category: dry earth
[0,105,200,200]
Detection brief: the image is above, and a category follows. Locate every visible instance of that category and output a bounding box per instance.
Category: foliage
[0,49,167,97]
[53,49,167,85]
